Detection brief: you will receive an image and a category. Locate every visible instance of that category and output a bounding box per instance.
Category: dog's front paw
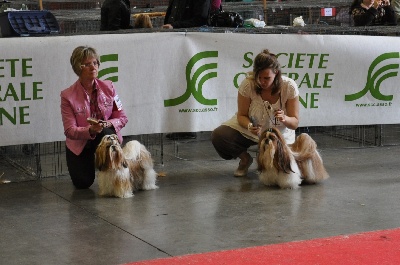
[142,184,159,190]
[120,192,134,198]
[280,184,300,189]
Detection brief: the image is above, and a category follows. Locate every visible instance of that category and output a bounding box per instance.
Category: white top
[223,73,299,144]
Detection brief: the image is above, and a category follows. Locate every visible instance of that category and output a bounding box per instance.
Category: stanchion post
[263,0,267,25]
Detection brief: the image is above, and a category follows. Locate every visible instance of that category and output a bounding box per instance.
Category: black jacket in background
[100,0,133,31]
[350,1,397,26]
[164,0,211,28]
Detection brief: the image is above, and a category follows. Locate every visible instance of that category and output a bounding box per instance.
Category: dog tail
[300,151,330,184]
[310,151,330,181]
[123,140,146,160]
[291,133,317,161]
[124,140,158,173]
[292,134,330,183]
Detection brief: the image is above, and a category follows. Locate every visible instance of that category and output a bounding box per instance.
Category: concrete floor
[1,138,400,265]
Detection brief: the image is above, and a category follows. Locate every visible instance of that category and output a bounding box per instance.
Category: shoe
[234,156,253,177]
[166,132,197,140]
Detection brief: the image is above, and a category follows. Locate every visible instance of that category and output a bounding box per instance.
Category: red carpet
[125,228,400,265]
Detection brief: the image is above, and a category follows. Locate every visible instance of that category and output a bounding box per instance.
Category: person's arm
[100,6,108,30]
[61,93,95,140]
[120,0,133,29]
[102,4,122,30]
[275,96,299,130]
[102,83,128,133]
[106,107,128,133]
[237,92,259,135]
[352,4,379,26]
[237,92,251,128]
[163,0,173,25]
[172,0,210,28]
[383,5,398,25]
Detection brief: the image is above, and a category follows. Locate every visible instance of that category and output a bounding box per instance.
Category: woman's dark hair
[253,49,282,95]
[349,0,362,14]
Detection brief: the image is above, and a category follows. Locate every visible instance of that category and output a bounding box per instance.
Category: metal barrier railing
[1,124,400,182]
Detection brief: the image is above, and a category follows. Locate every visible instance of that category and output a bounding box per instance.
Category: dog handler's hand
[89,123,103,135]
[248,123,261,136]
[275,109,286,123]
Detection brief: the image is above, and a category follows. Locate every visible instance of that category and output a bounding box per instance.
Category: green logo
[164,51,218,107]
[345,52,399,101]
[98,54,119,82]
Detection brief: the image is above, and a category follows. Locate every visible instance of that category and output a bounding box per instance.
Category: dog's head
[95,135,127,171]
[98,134,119,147]
[257,128,294,174]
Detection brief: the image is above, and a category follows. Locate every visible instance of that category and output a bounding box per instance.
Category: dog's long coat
[95,135,158,198]
[257,128,329,189]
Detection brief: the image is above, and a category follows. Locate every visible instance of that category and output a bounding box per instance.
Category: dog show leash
[263,95,282,129]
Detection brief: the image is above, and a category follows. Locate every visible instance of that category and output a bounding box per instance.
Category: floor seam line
[41,185,173,257]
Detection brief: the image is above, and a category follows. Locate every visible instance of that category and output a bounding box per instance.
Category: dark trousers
[66,128,116,189]
[211,125,256,160]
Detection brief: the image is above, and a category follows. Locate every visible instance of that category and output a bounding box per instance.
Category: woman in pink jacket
[60,46,128,189]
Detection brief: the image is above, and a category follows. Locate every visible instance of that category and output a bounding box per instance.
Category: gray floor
[1,137,400,265]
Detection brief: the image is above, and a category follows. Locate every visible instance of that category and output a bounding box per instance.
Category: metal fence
[46,1,356,34]
[2,124,400,182]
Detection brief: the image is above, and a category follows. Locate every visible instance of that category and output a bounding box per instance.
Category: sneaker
[234,156,253,177]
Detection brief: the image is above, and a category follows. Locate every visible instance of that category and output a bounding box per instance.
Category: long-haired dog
[95,134,158,198]
[257,128,329,189]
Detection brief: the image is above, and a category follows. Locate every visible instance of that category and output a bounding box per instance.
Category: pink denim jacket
[60,79,128,155]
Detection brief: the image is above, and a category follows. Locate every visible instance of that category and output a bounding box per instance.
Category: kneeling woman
[211,49,300,177]
[60,46,128,189]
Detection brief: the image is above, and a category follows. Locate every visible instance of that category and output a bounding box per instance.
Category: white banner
[1,33,400,146]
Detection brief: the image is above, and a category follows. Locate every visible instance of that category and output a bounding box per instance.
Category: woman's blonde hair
[134,14,153,28]
[70,46,100,76]
[253,49,282,95]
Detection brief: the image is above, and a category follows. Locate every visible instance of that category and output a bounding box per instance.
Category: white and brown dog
[257,128,329,189]
[95,134,158,198]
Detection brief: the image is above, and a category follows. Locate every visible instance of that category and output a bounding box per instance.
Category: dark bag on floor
[209,11,244,28]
